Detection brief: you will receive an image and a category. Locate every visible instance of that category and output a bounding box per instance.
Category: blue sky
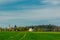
[0,0,60,27]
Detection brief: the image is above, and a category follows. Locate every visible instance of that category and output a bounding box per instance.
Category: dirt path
[19,32,27,40]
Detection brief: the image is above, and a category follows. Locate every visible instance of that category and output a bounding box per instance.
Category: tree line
[0,24,60,32]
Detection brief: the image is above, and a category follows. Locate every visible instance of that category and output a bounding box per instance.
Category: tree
[14,25,17,31]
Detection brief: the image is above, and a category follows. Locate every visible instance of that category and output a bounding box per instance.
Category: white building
[29,28,34,32]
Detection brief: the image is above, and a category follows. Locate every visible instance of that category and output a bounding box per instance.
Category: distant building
[29,28,34,32]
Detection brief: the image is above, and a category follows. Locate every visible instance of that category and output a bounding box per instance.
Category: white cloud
[21,7,60,20]
[42,0,60,5]
[0,6,60,26]
[0,6,60,21]
[0,16,21,20]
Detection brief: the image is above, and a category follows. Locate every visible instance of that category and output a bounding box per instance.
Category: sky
[0,0,60,27]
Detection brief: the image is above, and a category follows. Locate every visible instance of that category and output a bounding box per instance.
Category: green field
[0,32,60,40]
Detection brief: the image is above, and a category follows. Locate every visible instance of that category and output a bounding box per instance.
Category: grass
[0,32,60,40]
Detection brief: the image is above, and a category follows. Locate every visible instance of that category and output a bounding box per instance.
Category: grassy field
[0,32,60,40]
